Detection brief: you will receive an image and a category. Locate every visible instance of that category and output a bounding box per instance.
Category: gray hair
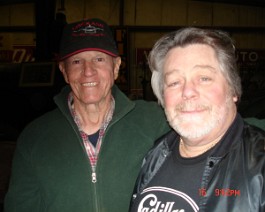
[149,27,242,107]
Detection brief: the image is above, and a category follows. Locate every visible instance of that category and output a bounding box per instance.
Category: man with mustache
[130,27,265,212]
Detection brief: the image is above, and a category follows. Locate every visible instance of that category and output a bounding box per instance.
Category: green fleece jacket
[4,85,170,212]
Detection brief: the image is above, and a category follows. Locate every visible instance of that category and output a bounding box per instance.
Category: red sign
[12,45,35,63]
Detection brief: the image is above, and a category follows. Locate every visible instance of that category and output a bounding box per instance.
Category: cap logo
[72,21,104,36]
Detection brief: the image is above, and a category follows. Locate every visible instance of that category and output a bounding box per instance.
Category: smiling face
[163,44,238,142]
[59,51,121,107]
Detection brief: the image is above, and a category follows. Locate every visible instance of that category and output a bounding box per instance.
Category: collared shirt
[68,92,115,179]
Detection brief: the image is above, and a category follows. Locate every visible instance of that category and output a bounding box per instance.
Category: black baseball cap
[59,18,119,60]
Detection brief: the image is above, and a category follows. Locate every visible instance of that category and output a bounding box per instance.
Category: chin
[169,115,219,139]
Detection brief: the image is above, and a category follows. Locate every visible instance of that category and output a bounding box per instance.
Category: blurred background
[0,0,265,210]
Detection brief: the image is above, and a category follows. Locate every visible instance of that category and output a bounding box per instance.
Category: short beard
[165,95,233,139]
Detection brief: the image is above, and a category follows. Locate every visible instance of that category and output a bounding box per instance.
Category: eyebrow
[164,64,217,77]
[194,65,217,72]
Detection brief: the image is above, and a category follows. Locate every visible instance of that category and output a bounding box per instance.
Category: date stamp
[199,188,240,197]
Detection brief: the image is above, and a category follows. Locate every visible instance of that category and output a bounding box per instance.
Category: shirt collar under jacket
[67,91,115,169]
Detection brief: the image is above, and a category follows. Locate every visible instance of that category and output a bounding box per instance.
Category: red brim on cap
[58,48,118,61]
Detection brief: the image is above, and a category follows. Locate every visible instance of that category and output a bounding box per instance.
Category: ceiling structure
[193,0,265,7]
[0,0,264,7]
[0,0,34,5]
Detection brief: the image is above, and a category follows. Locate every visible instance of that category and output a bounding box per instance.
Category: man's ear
[233,95,238,103]
[113,57,121,80]
[59,61,69,84]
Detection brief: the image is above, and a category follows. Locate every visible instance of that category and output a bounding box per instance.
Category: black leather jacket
[131,114,265,212]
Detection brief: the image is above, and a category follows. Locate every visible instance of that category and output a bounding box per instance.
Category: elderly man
[4,18,170,212]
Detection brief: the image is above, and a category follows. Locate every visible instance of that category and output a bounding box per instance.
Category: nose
[182,80,199,100]
[83,60,96,76]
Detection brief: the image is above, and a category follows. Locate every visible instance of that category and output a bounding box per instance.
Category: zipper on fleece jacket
[92,167,97,183]
[88,159,100,211]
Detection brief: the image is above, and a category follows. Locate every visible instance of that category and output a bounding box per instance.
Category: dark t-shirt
[130,140,210,212]
[88,130,100,147]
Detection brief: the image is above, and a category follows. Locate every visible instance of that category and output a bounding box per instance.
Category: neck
[179,134,223,158]
[73,99,112,135]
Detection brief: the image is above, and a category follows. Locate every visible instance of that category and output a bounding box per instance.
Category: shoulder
[145,130,178,161]
[24,108,65,130]
[17,108,68,147]
[242,123,265,160]
[131,100,170,131]
[133,130,177,193]
[134,100,165,115]
[243,121,265,141]
[244,117,265,131]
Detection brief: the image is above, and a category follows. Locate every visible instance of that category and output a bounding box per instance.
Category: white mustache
[174,102,211,112]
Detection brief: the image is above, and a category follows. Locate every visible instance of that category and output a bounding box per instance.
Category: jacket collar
[210,113,244,157]
[53,84,135,122]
